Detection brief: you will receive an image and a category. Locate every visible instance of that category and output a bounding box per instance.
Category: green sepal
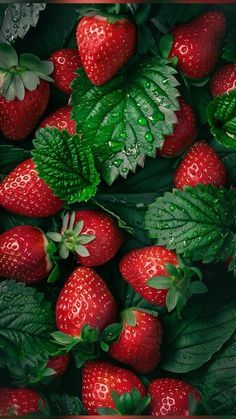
[159,33,173,59]
[102,389,150,415]
[122,308,136,326]
[47,263,60,284]
[0,42,53,101]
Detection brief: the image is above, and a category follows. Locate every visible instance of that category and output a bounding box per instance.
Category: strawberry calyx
[47,212,95,260]
[97,388,151,416]
[0,43,54,101]
[147,256,207,316]
[51,324,101,368]
[45,240,61,284]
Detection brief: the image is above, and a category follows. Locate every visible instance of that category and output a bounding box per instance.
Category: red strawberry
[82,361,146,415]
[48,210,125,266]
[56,266,117,336]
[47,353,70,376]
[0,388,42,415]
[0,43,53,141]
[0,158,63,217]
[149,378,201,416]
[0,81,50,141]
[160,98,197,157]
[0,225,53,283]
[119,246,178,306]
[49,48,82,94]
[76,16,136,85]
[40,106,76,136]
[210,64,236,96]
[174,141,226,189]
[169,11,226,78]
[109,309,162,373]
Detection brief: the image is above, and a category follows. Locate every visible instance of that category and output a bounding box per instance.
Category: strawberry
[76,16,136,85]
[47,353,70,377]
[0,158,63,217]
[40,106,76,136]
[56,266,117,336]
[0,388,42,415]
[48,210,125,266]
[0,225,53,283]
[169,11,226,79]
[210,64,236,96]
[0,43,53,141]
[49,48,82,94]
[109,309,162,373]
[119,246,178,306]
[148,378,201,416]
[82,361,147,415]
[174,141,226,189]
[159,98,197,157]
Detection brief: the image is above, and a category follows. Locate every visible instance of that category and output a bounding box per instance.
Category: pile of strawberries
[0,5,235,416]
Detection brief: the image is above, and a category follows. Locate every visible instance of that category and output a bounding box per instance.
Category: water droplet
[122,167,128,173]
[145,82,150,88]
[112,111,120,118]
[145,132,153,142]
[120,132,126,139]
[137,117,148,127]
[113,159,123,168]
[109,140,123,153]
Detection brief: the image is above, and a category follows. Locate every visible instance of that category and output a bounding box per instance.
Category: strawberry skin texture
[74,210,125,266]
[160,98,197,157]
[149,378,201,416]
[40,106,76,136]
[109,310,162,373]
[210,64,236,96]
[82,361,146,415]
[174,141,226,189]
[49,48,82,94]
[56,267,117,336]
[119,246,178,306]
[47,353,70,376]
[76,16,136,85]
[0,225,52,283]
[169,11,226,78]
[0,388,42,415]
[0,80,49,141]
[0,158,63,217]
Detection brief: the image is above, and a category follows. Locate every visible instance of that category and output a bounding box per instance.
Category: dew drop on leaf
[113,159,123,168]
[137,117,148,127]
[145,132,154,142]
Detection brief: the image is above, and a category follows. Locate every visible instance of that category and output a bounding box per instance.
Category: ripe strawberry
[48,210,125,266]
[40,106,76,136]
[76,16,136,85]
[160,98,197,157]
[149,378,201,416]
[49,48,82,94]
[174,141,226,189]
[109,309,162,373]
[210,64,236,96]
[169,11,226,78]
[0,388,42,415]
[82,361,146,415]
[0,158,63,217]
[56,267,117,336]
[47,353,70,376]
[119,246,178,306]
[0,225,53,283]
[0,43,53,141]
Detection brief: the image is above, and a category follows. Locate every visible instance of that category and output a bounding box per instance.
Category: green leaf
[153,4,206,30]
[145,185,236,264]
[32,128,100,204]
[101,323,123,344]
[188,87,212,125]
[166,287,180,312]
[189,281,208,294]
[222,29,236,63]
[147,276,172,289]
[122,309,136,326]
[0,280,58,375]
[98,407,117,415]
[110,389,151,415]
[207,90,236,148]
[160,291,236,373]
[0,3,46,44]
[201,378,236,415]
[159,34,173,59]
[71,57,180,184]
[48,393,87,415]
[210,139,236,183]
